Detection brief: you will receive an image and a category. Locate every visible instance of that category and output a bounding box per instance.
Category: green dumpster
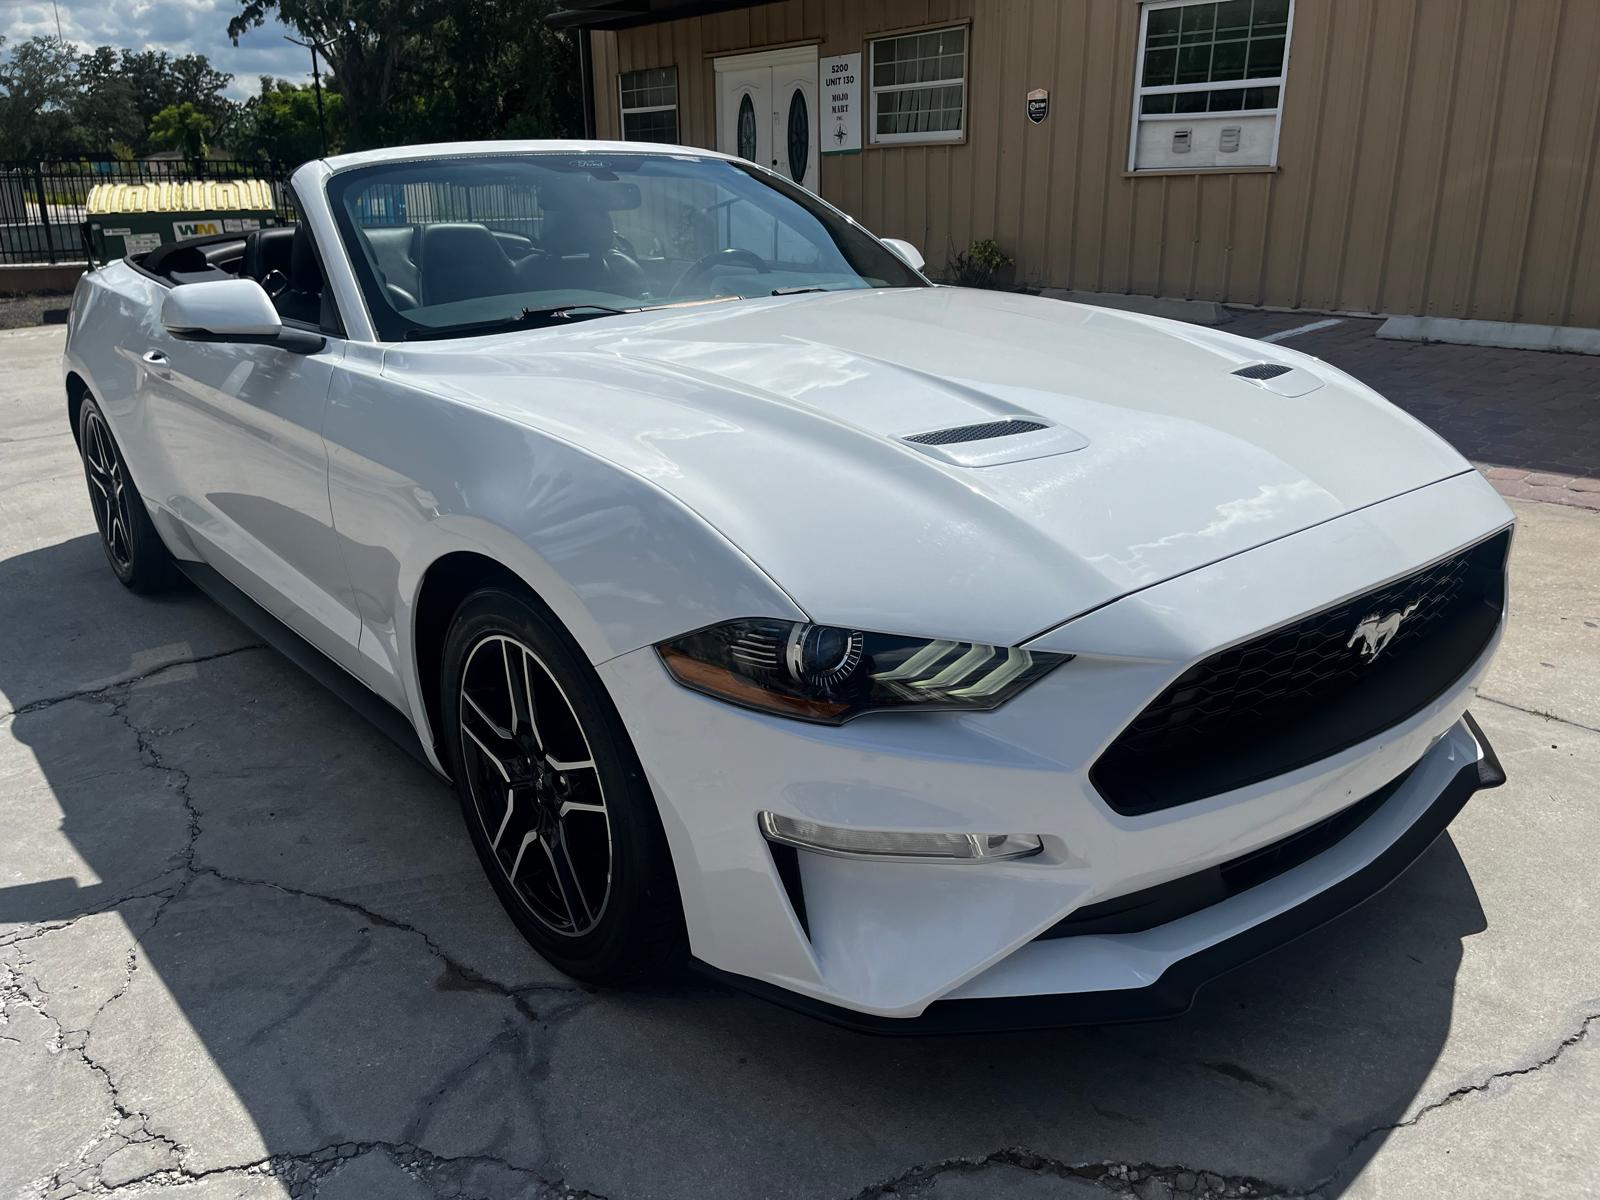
[84,179,281,262]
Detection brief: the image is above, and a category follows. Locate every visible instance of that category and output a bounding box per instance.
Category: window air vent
[904,419,1048,446]
[1232,362,1294,381]
[1220,126,1242,153]
[1172,128,1192,153]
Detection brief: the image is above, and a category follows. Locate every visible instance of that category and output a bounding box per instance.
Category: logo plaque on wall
[821,53,862,155]
[1026,88,1049,124]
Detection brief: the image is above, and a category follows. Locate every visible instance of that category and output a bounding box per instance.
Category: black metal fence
[0,158,295,265]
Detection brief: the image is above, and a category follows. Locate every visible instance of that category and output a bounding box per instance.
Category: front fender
[323,356,806,753]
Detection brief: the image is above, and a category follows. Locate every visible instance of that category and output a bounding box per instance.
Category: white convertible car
[63,142,1511,1032]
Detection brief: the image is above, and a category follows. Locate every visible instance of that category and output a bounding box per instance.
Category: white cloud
[0,0,311,98]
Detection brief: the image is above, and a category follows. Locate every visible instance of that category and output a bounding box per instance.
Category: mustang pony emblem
[1347,601,1420,662]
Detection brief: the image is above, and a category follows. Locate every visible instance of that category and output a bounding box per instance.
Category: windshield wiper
[404,304,635,341]
[770,286,831,296]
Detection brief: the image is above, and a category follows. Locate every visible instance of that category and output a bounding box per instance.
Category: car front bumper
[595,470,1513,1028]
[692,714,1502,1033]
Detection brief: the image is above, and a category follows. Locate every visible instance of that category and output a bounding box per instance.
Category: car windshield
[326,151,927,341]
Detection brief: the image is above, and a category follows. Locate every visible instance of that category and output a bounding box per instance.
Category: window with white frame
[869,25,967,145]
[619,67,679,144]
[1131,0,1292,171]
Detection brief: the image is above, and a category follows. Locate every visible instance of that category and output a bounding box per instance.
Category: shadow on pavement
[0,533,1488,1199]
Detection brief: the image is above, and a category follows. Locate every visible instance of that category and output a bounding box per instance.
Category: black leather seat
[530,205,648,298]
[418,223,520,306]
[273,225,326,327]
[365,225,421,305]
[242,227,295,294]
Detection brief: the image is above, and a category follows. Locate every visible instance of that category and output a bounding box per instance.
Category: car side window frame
[281,185,347,341]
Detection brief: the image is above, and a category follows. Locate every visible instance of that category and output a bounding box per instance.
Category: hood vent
[905,418,1048,446]
[1232,362,1293,381]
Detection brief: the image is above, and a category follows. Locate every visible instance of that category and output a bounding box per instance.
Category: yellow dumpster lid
[86,179,276,216]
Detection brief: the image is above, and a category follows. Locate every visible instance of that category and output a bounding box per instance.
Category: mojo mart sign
[822,53,861,154]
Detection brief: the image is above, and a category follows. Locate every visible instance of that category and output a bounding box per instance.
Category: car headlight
[656,618,1071,724]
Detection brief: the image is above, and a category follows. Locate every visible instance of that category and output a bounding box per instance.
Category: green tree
[73,46,143,151]
[229,76,344,165]
[226,0,579,150]
[0,36,81,159]
[112,49,237,155]
[150,101,214,161]
[228,0,435,149]
[420,0,579,142]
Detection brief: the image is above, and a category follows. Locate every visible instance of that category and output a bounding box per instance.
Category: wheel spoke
[84,421,106,473]
[500,640,520,736]
[462,722,513,782]
[463,689,512,741]
[492,786,521,850]
[558,800,605,819]
[545,753,594,772]
[509,830,539,889]
[542,834,591,928]
[519,650,544,751]
[460,687,520,785]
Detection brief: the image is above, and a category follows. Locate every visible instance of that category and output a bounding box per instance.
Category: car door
[138,225,362,676]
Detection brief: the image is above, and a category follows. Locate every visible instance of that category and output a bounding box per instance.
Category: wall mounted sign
[1027,88,1049,124]
[822,53,862,154]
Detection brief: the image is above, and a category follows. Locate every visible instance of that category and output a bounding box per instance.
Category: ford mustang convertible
[62,141,1511,1032]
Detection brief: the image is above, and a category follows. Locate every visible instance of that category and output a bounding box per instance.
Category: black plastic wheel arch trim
[691,712,1503,1036]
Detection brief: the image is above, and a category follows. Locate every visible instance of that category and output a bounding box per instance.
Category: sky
[0,0,309,98]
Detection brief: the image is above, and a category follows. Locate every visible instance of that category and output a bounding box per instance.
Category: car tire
[440,587,685,984]
[77,394,179,594]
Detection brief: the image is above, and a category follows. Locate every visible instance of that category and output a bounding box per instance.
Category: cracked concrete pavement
[2,322,1596,1198]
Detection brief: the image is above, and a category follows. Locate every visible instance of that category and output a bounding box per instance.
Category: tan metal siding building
[576,0,1600,327]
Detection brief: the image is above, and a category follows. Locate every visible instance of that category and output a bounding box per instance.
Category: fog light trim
[758,813,1042,863]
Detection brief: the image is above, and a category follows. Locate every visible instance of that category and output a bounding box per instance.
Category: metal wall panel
[591,0,1600,326]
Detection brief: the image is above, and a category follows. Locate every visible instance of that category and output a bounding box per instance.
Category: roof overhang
[548,0,779,31]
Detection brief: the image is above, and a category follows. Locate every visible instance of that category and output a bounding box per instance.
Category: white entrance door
[715,47,819,193]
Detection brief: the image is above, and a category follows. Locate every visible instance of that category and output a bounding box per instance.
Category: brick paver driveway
[1226,312,1600,510]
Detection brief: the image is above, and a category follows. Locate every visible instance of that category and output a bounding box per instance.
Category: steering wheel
[672,247,770,297]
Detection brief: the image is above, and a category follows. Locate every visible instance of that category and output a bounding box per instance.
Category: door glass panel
[786,88,810,182]
[737,93,757,161]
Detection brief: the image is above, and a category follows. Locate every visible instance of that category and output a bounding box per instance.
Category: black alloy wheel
[77,395,178,593]
[440,588,684,982]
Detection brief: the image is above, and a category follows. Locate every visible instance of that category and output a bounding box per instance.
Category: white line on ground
[1260,318,1345,343]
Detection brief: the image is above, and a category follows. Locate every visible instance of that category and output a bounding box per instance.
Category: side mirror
[160,279,323,354]
[881,238,926,273]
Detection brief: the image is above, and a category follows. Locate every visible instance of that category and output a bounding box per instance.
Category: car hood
[385,287,1471,646]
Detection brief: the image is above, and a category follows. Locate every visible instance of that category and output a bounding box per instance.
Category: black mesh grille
[905,419,1047,446]
[1232,362,1294,380]
[1091,530,1509,815]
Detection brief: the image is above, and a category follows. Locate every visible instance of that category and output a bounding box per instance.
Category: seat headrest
[289,225,323,294]
[541,206,616,257]
[417,223,517,305]
[242,227,294,283]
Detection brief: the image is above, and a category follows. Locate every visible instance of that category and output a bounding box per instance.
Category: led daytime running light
[656,619,1070,724]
